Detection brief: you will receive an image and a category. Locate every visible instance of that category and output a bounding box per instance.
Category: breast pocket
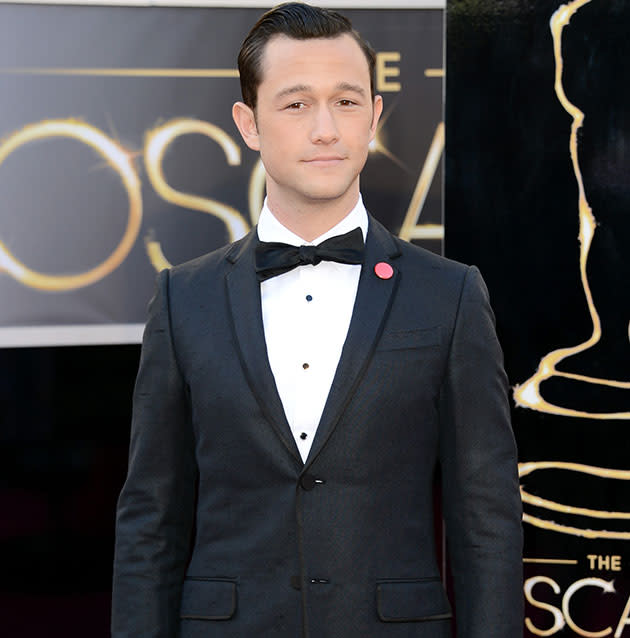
[376,578,452,622]
[376,326,441,352]
[180,577,237,621]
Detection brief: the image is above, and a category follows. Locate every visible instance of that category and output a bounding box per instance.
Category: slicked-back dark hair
[238,2,376,109]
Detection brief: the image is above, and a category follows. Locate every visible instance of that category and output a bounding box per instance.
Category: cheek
[259,146,291,181]
[346,121,377,148]
[261,142,283,164]
[260,127,295,157]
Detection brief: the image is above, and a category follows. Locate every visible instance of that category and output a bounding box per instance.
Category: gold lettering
[144,118,248,270]
[587,555,623,572]
[398,122,444,242]
[524,576,565,636]
[615,595,630,638]
[376,52,401,92]
[563,578,615,637]
[600,556,612,571]
[0,119,142,290]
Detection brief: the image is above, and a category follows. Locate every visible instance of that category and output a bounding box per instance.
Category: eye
[286,102,306,110]
[337,99,357,107]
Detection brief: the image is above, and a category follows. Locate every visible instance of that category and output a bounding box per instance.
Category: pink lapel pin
[374,262,394,280]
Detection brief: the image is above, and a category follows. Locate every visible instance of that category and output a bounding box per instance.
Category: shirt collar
[256,195,369,246]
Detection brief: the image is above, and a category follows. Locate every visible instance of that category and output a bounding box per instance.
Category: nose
[310,104,339,144]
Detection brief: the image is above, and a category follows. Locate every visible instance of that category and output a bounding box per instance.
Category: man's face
[234,34,382,213]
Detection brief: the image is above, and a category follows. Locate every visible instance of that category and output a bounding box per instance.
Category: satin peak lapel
[304,217,401,468]
[225,232,301,464]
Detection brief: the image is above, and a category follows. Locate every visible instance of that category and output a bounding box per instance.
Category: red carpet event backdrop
[0,2,443,347]
[7,1,630,636]
[446,0,630,636]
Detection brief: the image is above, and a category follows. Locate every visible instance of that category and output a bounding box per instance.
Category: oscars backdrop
[0,2,443,347]
[447,0,630,636]
[0,3,444,638]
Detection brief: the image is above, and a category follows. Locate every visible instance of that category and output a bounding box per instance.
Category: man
[112,3,523,637]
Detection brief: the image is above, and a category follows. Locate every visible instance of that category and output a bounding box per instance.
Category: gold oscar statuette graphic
[514,0,630,419]
[515,0,630,541]
[520,462,630,541]
[0,119,142,291]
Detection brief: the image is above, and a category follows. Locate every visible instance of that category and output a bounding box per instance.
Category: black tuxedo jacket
[112,216,523,638]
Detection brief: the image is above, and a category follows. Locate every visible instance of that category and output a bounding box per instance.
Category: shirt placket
[293,265,322,460]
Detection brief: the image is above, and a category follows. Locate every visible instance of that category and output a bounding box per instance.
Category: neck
[266,191,360,242]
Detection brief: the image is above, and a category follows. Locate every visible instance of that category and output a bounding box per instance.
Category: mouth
[303,156,345,166]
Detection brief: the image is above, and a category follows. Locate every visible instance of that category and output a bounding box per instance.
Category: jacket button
[300,474,317,491]
[290,575,301,590]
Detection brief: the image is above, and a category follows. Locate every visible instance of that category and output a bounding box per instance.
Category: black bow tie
[255,227,365,282]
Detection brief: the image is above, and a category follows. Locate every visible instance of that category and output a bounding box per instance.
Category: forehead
[258,34,371,92]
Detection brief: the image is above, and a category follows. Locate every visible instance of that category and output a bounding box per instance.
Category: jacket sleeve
[111,268,198,638]
[438,265,523,637]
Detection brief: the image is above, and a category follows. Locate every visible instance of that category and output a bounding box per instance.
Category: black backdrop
[447,1,630,636]
[0,346,138,637]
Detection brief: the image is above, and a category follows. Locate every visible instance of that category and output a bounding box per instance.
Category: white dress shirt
[257,197,368,462]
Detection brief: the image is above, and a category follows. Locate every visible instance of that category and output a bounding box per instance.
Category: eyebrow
[336,82,366,96]
[274,82,366,100]
[275,84,310,100]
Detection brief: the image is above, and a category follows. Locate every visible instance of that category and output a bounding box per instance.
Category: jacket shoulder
[397,237,469,272]
[166,231,252,289]
[368,212,471,280]
[386,234,474,294]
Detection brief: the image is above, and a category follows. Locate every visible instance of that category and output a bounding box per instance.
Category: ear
[232,101,260,151]
[369,94,384,141]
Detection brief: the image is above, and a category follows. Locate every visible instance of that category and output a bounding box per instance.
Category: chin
[298,181,357,203]
[300,190,352,204]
